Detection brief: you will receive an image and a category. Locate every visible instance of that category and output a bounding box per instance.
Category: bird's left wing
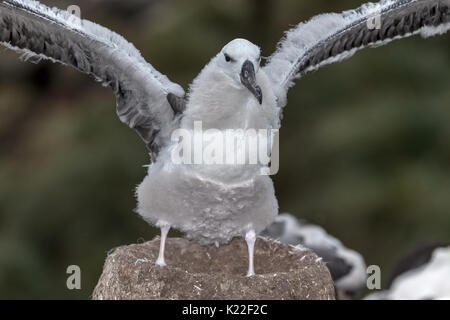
[0,0,185,160]
[263,0,450,108]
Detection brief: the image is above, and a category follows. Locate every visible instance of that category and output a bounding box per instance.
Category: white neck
[182,61,280,131]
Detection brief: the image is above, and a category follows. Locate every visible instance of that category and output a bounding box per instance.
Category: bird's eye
[224,53,232,62]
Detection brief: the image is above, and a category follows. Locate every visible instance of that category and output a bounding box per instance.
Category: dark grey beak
[240,60,262,105]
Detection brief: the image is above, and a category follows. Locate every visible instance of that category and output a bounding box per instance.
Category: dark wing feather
[0,0,185,160]
[264,0,450,108]
[167,93,187,115]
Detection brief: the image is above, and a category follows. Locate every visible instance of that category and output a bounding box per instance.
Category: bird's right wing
[264,0,450,109]
[0,0,185,160]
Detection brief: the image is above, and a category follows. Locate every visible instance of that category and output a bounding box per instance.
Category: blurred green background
[0,0,449,299]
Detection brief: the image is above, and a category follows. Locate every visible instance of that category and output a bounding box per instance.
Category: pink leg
[245,229,256,277]
[155,222,170,267]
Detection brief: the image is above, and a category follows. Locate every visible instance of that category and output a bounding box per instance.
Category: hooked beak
[240,60,262,105]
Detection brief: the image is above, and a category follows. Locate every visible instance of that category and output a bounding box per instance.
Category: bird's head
[217,38,262,104]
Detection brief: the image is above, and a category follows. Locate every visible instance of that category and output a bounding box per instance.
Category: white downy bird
[261,214,367,295]
[365,242,450,300]
[1,0,450,276]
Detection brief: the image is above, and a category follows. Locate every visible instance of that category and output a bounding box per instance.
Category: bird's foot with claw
[155,257,167,267]
[246,271,255,277]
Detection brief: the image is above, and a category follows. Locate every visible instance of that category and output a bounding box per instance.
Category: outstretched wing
[0,0,185,160]
[264,0,450,108]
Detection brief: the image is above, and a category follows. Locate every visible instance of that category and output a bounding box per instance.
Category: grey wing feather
[264,0,450,108]
[311,247,353,282]
[0,0,185,160]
